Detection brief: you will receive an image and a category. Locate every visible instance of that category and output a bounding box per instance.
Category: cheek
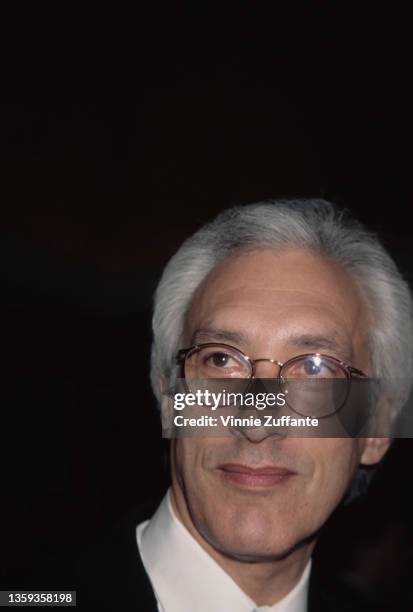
[173,439,216,493]
[305,439,362,511]
[172,439,230,536]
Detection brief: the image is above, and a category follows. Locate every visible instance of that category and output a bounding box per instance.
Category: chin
[210,530,307,562]
[200,512,310,562]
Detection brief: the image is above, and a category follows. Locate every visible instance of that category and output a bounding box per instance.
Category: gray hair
[151,199,413,409]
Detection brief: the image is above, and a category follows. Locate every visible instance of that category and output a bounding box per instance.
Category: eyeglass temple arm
[176,349,190,364]
[348,366,367,377]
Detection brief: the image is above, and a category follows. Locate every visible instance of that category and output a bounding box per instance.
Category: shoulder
[308,560,411,612]
[75,500,160,612]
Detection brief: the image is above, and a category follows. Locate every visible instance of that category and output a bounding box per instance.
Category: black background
[1,2,412,605]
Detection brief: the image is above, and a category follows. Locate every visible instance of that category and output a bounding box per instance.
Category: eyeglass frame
[176,342,368,418]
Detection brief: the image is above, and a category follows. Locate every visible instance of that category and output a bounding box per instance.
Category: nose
[230,358,285,442]
[230,381,287,442]
[233,419,286,443]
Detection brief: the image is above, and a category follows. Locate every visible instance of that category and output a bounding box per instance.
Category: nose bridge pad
[252,358,282,379]
[252,359,283,396]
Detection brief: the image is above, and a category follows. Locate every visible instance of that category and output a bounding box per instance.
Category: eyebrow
[191,327,352,360]
[286,333,351,358]
[191,327,248,346]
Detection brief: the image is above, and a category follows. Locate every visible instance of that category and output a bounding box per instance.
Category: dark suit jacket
[71,502,401,612]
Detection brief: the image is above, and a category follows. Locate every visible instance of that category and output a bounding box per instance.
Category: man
[79,200,412,611]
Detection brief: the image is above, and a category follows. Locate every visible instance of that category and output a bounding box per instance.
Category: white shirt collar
[136,490,311,612]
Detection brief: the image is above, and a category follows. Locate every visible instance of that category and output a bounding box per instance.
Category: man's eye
[302,357,336,377]
[303,359,322,376]
[206,352,233,367]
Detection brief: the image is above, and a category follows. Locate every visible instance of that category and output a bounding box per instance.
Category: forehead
[184,248,370,359]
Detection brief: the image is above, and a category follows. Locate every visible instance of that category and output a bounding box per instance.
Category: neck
[170,484,314,607]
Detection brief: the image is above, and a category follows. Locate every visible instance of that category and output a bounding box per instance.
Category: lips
[219,463,295,488]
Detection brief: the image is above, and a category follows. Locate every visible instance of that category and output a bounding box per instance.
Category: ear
[360,437,391,466]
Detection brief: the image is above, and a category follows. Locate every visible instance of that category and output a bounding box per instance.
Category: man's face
[169,248,387,560]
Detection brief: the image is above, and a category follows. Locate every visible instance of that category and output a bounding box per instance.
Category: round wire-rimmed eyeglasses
[176,342,368,418]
